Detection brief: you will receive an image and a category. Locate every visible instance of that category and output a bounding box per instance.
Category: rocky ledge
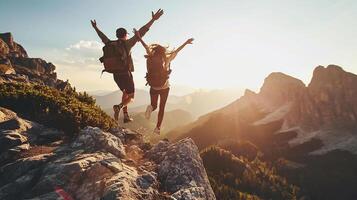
[0,32,69,90]
[0,107,215,200]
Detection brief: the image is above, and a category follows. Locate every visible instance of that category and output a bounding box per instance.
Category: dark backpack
[145,56,171,87]
[99,40,129,74]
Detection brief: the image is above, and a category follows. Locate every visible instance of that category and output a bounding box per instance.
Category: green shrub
[0,82,117,136]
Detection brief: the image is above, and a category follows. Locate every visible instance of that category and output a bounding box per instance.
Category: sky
[1,0,357,93]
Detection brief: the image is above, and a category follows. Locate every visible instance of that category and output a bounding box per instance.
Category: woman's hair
[145,44,175,59]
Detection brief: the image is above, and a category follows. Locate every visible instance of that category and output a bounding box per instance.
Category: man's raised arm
[91,20,110,44]
[127,9,164,48]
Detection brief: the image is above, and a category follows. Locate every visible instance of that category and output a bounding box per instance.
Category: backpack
[145,56,171,87]
[99,40,129,74]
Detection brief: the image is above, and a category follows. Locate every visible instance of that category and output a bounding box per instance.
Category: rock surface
[0,107,216,200]
[0,32,71,89]
[148,138,216,200]
[0,32,28,58]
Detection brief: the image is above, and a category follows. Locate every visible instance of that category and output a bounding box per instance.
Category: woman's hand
[133,28,141,39]
[186,38,194,44]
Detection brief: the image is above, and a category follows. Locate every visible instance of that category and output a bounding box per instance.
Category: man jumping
[91,9,164,123]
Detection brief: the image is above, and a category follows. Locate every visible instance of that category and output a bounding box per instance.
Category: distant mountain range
[121,109,193,141]
[94,88,243,119]
[168,65,357,199]
[169,65,357,153]
[94,88,243,135]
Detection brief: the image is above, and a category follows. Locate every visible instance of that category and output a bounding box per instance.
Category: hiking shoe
[123,113,133,123]
[145,105,153,119]
[113,104,122,121]
[153,127,161,135]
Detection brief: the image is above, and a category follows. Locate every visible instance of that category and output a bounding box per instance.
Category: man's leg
[121,90,132,113]
[122,92,127,113]
[113,90,131,121]
[122,91,134,123]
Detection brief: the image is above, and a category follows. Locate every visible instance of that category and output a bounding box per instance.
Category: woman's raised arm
[133,28,152,56]
[169,38,194,61]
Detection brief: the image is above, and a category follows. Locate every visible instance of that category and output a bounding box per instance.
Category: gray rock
[0,130,28,152]
[0,118,21,130]
[155,138,216,200]
[72,126,126,158]
[109,127,126,141]
[0,169,39,200]
[146,139,170,163]
[136,171,158,190]
[0,153,50,186]
[0,107,216,200]
[171,187,207,200]
[29,152,121,200]
[24,191,63,200]
[0,107,17,122]
[102,163,160,200]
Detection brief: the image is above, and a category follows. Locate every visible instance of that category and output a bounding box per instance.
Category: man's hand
[91,20,97,28]
[152,9,164,21]
[186,38,194,44]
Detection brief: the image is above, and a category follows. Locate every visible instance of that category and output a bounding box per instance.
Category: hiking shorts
[113,71,135,95]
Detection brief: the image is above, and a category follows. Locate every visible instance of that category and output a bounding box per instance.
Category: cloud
[51,40,104,71]
[66,40,102,51]
[65,40,103,58]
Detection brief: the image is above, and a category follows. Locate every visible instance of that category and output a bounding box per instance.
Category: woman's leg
[156,88,170,128]
[150,88,159,111]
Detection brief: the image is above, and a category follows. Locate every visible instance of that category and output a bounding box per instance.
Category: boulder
[0,107,17,122]
[0,169,39,199]
[25,191,64,200]
[151,138,216,200]
[146,139,170,163]
[72,126,126,158]
[102,164,160,199]
[29,152,120,200]
[0,130,28,152]
[0,153,51,186]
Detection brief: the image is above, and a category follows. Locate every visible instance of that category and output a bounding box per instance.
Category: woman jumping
[134,29,193,134]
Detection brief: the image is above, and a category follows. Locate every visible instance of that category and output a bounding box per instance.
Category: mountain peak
[244,89,257,97]
[309,64,357,89]
[0,32,64,88]
[259,72,306,108]
[263,72,305,87]
[0,32,28,58]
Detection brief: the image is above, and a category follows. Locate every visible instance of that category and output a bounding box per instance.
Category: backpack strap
[168,62,172,74]
[119,40,130,64]
[100,69,106,78]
